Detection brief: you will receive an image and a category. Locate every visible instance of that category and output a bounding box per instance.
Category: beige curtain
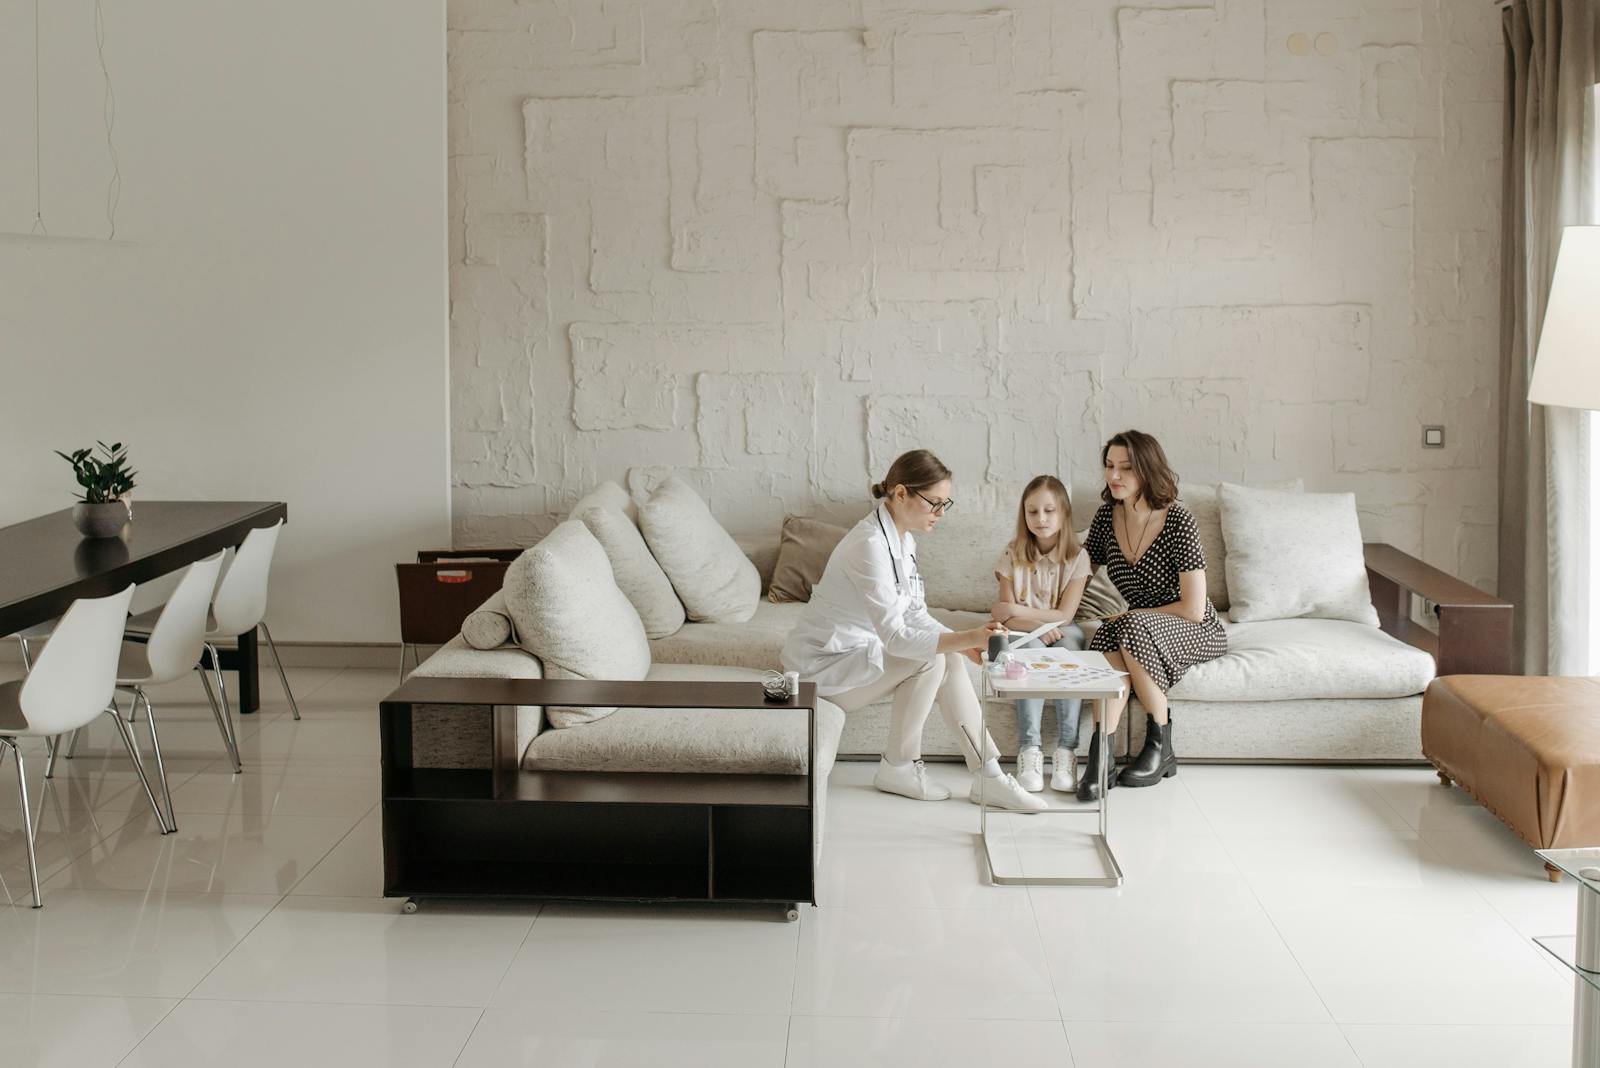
[1500,0,1598,675]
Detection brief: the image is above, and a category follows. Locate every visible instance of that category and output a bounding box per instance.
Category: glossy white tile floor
[0,666,1580,1066]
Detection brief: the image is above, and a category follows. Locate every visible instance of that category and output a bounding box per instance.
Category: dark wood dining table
[0,501,289,713]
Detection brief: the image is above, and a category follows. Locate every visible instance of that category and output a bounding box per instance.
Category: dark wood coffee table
[379,676,819,920]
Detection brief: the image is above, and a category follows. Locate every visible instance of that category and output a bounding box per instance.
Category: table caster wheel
[402,899,419,914]
[784,905,800,923]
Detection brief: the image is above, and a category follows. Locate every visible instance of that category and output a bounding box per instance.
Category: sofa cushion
[651,599,808,670]
[915,510,1016,612]
[461,590,516,650]
[768,516,849,604]
[503,521,651,727]
[574,502,686,640]
[1181,480,1301,613]
[639,477,761,623]
[523,663,845,775]
[1221,483,1379,625]
[1171,618,1434,702]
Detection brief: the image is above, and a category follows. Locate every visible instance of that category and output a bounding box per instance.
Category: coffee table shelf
[380,677,818,914]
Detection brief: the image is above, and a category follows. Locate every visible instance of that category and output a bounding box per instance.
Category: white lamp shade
[1529,225,1600,411]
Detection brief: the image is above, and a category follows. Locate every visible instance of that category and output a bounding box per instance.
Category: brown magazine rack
[395,548,522,678]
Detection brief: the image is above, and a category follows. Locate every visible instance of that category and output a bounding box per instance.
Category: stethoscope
[874,510,924,601]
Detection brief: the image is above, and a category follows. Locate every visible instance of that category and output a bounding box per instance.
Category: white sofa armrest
[412,636,546,758]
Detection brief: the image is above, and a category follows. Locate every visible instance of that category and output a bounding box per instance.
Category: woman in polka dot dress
[1077,430,1227,800]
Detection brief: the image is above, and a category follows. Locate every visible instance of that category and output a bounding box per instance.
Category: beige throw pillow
[502,521,652,727]
[1220,483,1378,626]
[638,478,761,623]
[768,516,849,604]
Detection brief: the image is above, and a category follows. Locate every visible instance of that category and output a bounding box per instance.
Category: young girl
[991,476,1091,793]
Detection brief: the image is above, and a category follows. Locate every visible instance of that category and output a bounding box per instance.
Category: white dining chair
[125,519,300,729]
[108,552,230,831]
[0,584,168,907]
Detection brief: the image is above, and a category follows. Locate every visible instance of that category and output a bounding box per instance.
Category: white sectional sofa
[412,476,1508,770]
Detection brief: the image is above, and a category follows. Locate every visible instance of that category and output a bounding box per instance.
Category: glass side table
[1536,848,1600,1067]
[976,649,1128,887]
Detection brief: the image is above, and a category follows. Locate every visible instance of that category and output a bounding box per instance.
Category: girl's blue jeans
[1013,625,1087,751]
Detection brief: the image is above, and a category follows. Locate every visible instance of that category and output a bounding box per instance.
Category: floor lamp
[1527,224,1600,1068]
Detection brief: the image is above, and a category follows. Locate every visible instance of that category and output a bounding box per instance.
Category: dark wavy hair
[871,449,952,500]
[1100,430,1179,509]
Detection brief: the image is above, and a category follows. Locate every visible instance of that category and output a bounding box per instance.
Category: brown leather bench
[1423,675,1600,881]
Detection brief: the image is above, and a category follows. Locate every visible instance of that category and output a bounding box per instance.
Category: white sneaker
[1050,747,1078,792]
[874,758,951,801]
[968,771,1048,813]
[1016,747,1044,792]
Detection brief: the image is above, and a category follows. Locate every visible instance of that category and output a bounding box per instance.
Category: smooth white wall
[0,2,449,642]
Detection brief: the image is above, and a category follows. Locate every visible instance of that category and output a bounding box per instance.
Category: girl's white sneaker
[1016,747,1045,792]
[967,771,1048,813]
[1050,747,1079,792]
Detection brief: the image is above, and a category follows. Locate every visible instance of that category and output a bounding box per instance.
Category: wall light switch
[1422,425,1445,448]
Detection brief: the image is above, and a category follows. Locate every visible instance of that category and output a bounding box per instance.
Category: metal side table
[1537,848,1600,1067]
[977,650,1128,887]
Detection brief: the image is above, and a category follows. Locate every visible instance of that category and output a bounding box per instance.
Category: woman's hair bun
[869,480,886,499]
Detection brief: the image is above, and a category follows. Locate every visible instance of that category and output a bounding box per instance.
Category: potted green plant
[56,441,137,538]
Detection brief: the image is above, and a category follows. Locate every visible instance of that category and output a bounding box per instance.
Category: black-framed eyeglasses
[913,489,955,515]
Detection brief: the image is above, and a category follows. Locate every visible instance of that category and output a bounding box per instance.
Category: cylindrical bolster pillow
[461,590,516,650]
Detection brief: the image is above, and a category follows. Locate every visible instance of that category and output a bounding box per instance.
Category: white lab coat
[780,503,950,695]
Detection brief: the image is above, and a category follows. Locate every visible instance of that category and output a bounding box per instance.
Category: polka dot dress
[1084,501,1227,692]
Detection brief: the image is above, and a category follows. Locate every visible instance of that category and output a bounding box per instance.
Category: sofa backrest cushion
[913,510,1016,612]
[573,501,686,640]
[639,477,762,623]
[1220,483,1378,625]
[503,520,651,727]
[768,516,849,604]
[1181,479,1302,612]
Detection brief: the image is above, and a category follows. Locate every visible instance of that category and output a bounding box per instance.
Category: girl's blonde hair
[1009,476,1080,605]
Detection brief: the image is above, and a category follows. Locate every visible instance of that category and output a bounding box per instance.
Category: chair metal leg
[17,636,32,673]
[259,622,301,721]
[43,734,61,779]
[397,643,410,685]
[136,690,177,833]
[9,741,42,908]
[105,708,170,833]
[205,644,243,772]
[65,727,83,759]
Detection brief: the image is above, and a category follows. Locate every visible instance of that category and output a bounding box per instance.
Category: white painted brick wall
[448,0,1503,591]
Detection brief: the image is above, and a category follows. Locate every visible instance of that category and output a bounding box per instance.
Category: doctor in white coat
[782,450,1045,812]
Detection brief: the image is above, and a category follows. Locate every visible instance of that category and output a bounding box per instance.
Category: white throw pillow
[573,501,686,640]
[638,478,760,623]
[914,510,1015,612]
[502,521,652,727]
[569,480,637,525]
[1220,483,1378,626]
[1181,479,1302,612]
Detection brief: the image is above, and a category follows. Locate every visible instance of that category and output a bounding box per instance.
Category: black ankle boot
[1118,714,1177,787]
[1075,730,1117,801]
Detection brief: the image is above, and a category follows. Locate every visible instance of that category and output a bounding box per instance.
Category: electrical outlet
[1422,426,1445,448]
